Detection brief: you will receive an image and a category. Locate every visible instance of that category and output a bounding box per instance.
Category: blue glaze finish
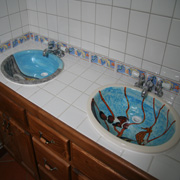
[13,50,63,79]
[92,87,176,147]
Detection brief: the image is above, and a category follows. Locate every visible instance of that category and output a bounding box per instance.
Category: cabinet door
[71,143,125,180]
[33,137,70,180]
[0,112,21,161]
[10,119,39,179]
[72,168,90,180]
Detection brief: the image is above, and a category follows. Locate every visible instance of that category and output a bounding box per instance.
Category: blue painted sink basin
[1,50,64,84]
[88,85,180,153]
[13,50,63,79]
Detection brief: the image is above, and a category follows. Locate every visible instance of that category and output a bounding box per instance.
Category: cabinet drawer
[71,143,125,180]
[33,137,70,180]
[0,93,27,126]
[28,113,70,161]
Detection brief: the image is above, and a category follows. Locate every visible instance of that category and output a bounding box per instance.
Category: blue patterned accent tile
[91,55,115,69]
[40,36,48,44]
[69,47,89,61]
[0,41,11,53]
[30,33,34,39]
[34,34,40,42]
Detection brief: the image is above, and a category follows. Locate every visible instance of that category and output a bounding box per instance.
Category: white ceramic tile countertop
[1,41,180,180]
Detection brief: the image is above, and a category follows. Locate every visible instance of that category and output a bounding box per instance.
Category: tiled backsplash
[0,0,180,85]
[0,0,29,43]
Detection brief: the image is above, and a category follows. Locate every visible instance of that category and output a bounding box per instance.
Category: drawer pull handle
[44,159,57,171]
[39,131,55,144]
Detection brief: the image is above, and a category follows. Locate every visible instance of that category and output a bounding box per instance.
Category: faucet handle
[48,41,55,49]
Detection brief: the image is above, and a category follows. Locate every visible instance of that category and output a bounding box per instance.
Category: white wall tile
[39,28,48,36]
[57,0,68,17]
[12,28,23,38]
[129,11,149,36]
[113,0,131,8]
[96,0,112,5]
[82,41,94,52]
[109,50,124,62]
[110,29,126,52]
[0,32,11,43]
[7,0,20,14]
[9,13,22,30]
[82,22,95,43]
[58,17,68,35]
[168,19,180,46]
[125,55,142,68]
[163,45,180,71]
[95,25,110,47]
[0,0,8,17]
[47,14,57,32]
[69,37,81,47]
[26,0,37,11]
[28,10,38,26]
[19,0,27,11]
[37,0,46,13]
[126,34,145,58]
[29,25,39,33]
[0,16,11,35]
[82,0,95,2]
[58,34,69,44]
[21,11,28,26]
[152,0,176,17]
[131,0,152,12]
[95,45,109,56]
[96,4,111,27]
[144,39,166,64]
[69,19,81,38]
[111,7,129,31]
[160,66,180,81]
[46,0,57,15]
[142,60,161,74]
[147,15,171,42]
[22,25,29,33]
[69,0,81,20]
[82,2,95,23]
[48,31,58,40]
[38,12,47,29]
[174,0,180,19]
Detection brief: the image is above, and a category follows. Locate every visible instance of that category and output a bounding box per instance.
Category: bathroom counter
[0,41,180,180]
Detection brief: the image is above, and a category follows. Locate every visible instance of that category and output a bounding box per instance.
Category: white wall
[1,0,180,83]
[0,0,29,43]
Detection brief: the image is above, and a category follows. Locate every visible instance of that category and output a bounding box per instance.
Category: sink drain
[132,116,143,123]
[41,72,48,77]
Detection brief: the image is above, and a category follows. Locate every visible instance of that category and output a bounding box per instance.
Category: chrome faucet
[43,41,65,58]
[155,80,163,97]
[141,77,155,98]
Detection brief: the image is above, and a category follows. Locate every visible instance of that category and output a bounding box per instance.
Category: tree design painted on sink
[91,87,176,146]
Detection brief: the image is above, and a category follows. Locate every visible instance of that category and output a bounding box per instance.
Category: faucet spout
[43,49,49,57]
[141,86,148,98]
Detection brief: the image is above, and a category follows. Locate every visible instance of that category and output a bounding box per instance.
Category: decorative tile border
[0,41,11,53]
[117,63,180,94]
[0,32,179,94]
[12,33,30,48]
[69,47,89,61]
[91,54,115,69]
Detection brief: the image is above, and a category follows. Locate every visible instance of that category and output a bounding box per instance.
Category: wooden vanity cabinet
[71,143,125,180]
[0,112,21,161]
[0,82,156,180]
[0,90,39,179]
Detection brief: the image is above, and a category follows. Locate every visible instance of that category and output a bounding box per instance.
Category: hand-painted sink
[1,50,63,84]
[87,84,180,154]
